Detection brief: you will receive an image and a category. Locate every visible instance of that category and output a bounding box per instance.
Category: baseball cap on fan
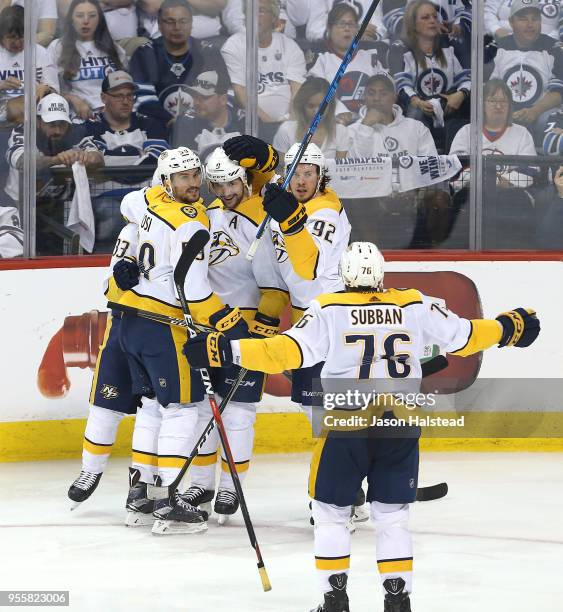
[101,70,139,93]
[509,0,540,17]
[186,69,229,97]
[37,93,71,124]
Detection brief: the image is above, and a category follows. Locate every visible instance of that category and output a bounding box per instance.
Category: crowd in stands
[0,0,562,255]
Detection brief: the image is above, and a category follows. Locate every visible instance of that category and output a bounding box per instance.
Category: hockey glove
[263,183,307,235]
[209,305,249,340]
[113,259,140,290]
[183,332,232,369]
[496,308,540,348]
[223,135,279,172]
[248,312,280,338]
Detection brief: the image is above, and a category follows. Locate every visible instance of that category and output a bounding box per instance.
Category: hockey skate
[347,488,369,533]
[383,577,411,612]
[68,470,102,510]
[309,573,350,612]
[152,490,208,535]
[214,489,239,525]
[182,485,215,515]
[125,469,154,527]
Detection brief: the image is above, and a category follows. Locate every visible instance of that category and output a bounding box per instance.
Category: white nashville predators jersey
[283,289,472,391]
[115,185,220,322]
[206,194,288,320]
[268,187,351,318]
[104,221,139,304]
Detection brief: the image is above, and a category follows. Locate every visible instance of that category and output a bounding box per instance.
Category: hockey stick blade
[173,229,209,288]
[416,482,448,502]
[421,354,449,377]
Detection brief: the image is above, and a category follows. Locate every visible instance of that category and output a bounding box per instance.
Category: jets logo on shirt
[272,230,288,263]
[418,69,447,96]
[209,230,240,265]
[504,65,542,106]
[541,0,559,19]
[384,136,399,152]
[100,384,119,399]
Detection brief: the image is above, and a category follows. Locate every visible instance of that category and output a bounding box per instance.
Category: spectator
[273,76,349,158]
[383,0,471,43]
[449,78,537,248]
[170,65,244,156]
[542,106,563,154]
[348,72,438,159]
[485,0,560,41]
[81,70,169,165]
[346,72,449,250]
[80,70,168,252]
[221,0,306,141]
[1,0,58,47]
[307,3,387,123]
[305,0,388,43]
[48,0,127,120]
[130,0,227,125]
[0,5,59,126]
[5,93,103,253]
[389,0,471,147]
[535,165,563,248]
[488,0,563,138]
[137,0,245,41]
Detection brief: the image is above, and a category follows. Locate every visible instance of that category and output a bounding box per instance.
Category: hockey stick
[246,0,382,261]
[173,230,271,593]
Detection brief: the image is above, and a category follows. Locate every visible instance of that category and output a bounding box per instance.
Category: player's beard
[176,188,201,204]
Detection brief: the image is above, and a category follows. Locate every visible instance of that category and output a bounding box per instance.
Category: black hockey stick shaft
[247,0,382,260]
[173,232,271,592]
[417,354,449,502]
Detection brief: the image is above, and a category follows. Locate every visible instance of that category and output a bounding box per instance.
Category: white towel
[66,162,95,253]
[430,97,444,128]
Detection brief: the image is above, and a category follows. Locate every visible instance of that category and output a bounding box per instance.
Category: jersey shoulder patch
[315,288,423,308]
[235,195,266,227]
[147,196,209,231]
[306,188,343,217]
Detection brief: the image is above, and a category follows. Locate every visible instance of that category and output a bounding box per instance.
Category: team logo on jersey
[417,68,447,96]
[163,87,193,117]
[100,384,119,400]
[272,231,288,263]
[398,155,414,169]
[504,65,542,106]
[159,378,167,388]
[384,136,399,152]
[209,230,240,265]
[170,62,186,78]
[181,206,198,218]
[409,478,415,489]
[541,0,558,19]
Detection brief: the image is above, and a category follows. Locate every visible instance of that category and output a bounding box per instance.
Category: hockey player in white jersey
[67,220,142,509]
[183,137,288,523]
[68,160,168,518]
[184,242,541,612]
[113,146,248,535]
[261,142,351,420]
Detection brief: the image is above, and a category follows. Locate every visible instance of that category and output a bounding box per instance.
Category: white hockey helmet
[205,146,251,196]
[157,147,202,199]
[284,142,326,194]
[339,242,385,290]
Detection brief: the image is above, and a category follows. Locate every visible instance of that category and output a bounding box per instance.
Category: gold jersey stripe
[377,559,414,574]
[88,315,114,405]
[132,451,159,467]
[315,555,350,571]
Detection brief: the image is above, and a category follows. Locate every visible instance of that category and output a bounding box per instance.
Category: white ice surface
[1,453,563,612]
